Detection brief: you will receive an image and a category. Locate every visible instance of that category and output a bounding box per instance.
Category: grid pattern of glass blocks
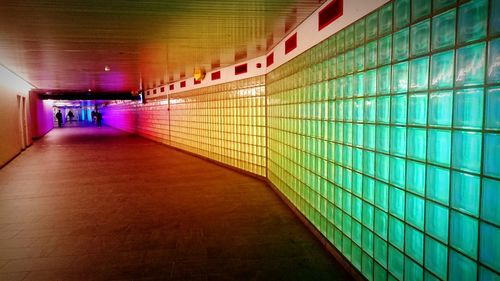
[266,1,500,280]
[169,76,266,176]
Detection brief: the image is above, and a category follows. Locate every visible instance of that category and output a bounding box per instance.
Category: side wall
[29,93,54,139]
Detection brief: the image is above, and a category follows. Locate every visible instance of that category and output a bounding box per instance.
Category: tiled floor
[0,127,352,281]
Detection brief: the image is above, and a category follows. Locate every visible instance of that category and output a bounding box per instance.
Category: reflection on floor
[0,127,352,281]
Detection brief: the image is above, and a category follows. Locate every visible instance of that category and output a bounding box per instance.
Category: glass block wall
[267,0,500,280]
[169,76,266,176]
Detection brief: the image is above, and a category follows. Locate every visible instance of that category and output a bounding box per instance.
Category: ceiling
[0,0,322,93]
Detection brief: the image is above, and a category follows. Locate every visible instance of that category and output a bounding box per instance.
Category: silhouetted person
[55,110,63,127]
[67,110,74,122]
[96,112,102,127]
[91,110,96,124]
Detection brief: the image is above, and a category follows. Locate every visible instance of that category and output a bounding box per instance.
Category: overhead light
[104,66,110,72]
[193,67,206,82]
[88,88,92,92]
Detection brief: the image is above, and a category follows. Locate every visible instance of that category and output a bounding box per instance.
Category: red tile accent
[169,84,174,90]
[318,0,343,31]
[180,81,186,88]
[235,64,247,75]
[211,71,221,80]
[285,33,297,55]
[266,53,274,67]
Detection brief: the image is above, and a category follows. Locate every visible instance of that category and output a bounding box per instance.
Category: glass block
[408,93,427,126]
[480,223,500,272]
[393,28,409,62]
[479,266,500,281]
[432,9,456,51]
[345,25,354,50]
[362,203,374,230]
[366,12,378,41]
[427,129,451,166]
[428,91,453,127]
[409,58,429,92]
[366,41,377,69]
[405,225,424,264]
[407,128,427,161]
[390,126,406,157]
[455,42,486,87]
[491,0,500,36]
[355,19,365,46]
[425,236,448,280]
[449,250,477,281]
[406,160,426,196]
[424,271,441,281]
[434,0,456,11]
[450,211,478,258]
[388,245,404,279]
[337,54,345,76]
[426,201,449,243]
[426,165,450,205]
[377,65,391,94]
[363,177,375,203]
[453,88,484,129]
[406,194,425,230]
[376,125,390,153]
[430,50,454,90]
[488,39,500,84]
[378,35,392,66]
[376,96,390,123]
[457,0,487,44]
[379,3,393,35]
[354,74,365,98]
[375,209,388,242]
[376,153,389,182]
[375,181,389,211]
[484,133,500,178]
[389,217,405,252]
[374,262,388,281]
[362,252,373,280]
[412,0,431,22]
[389,157,406,188]
[364,124,376,149]
[392,62,408,94]
[451,171,480,217]
[394,0,410,30]
[365,70,377,96]
[391,96,408,124]
[345,51,354,74]
[374,235,388,267]
[452,131,482,173]
[481,178,500,225]
[389,187,405,220]
[337,30,345,53]
[405,257,423,281]
[410,20,430,56]
[355,47,365,71]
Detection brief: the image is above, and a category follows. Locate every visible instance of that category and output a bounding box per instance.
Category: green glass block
[364,98,376,123]
[488,39,500,84]
[409,57,429,91]
[366,41,377,69]
[392,62,408,94]
[480,223,500,272]
[450,211,478,258]
[456,42,486,87]
[434,0,456,11]
[366,70,377,96]
[408,93,427,126]
[352,221,362,246]
[364,124,376,149]
[353,172,363,194]
[406,194,425,229]
[453,88,484,129]
[394,0,410,29]
[484,133,500,178]
[426,201,449,243]
[391,94,407,125]
[425,236,448,280]
[362,203,374,230]
[388,245,404,280]
[366,12,378,41]
[393,28,409,62]
[378,35,392,66]
[375,181,389,211]
[407,128,427,161]
[452,131,482,173]
[355,19,365,47]
[449,250,477,281]
[426,165,450,205]
[389,188,405,220]
[355,47,365,71]
[481,178,500,225]
[412,0,431,22]
[377,65,391,94]
[345,50,354,74]
[457,0,487,44]
[390,126,406,157]
[362,252,374,280]
[374,210,388,243]
[345,25,354,50]
[376,125,390,153]
[354,124,363,147]
[406,160,426,196]
[479,266,500,281]
[428,91,453,127]
[431,9,456,51]
[491,0,500,36]
[430,50,455,90]
[405,225,424,263]
[424,271,441,281]
[337,54,345,76]
[390,157,406,188]
[363,177,375,203]
[427,129,451,166]
[451,171,480,217]
[337,30,345,53]
[354,149,363,173]
[410,20,430,57]
[364,151,375,177]
[354,73,364,97]
[379,3,393,35]
[376,96,390,123]
[342,233,352,258]
[374,235,388,267]
[405,257,423,281]
[376,153,389,182]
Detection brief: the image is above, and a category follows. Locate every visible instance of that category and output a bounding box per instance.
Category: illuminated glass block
[412,0,430,22]
[353,196,363,221]
[389,188,405,220]
[450,211,478,259]
[484,133,500,178]
[426,165,450,205]
[425,236,448,280]
[408,93,427,126]
[391,94,407,125]
[362,203,374,230]
[434,0,456,11]
[393,28,409,62]
[377,65,391,94]
[407,128,426,161]
[364,124,376,149]
[390,159,405,191]
[394,0,410,29]
[388,245,404,280]
[376,125,390,153]
[337,54,345,76]
[428,91,453,127]
[405,257,423,281]
[374,235,388,267]
[456,42,486,87]
[406,161,425,196]
[480,223,500,272]
[366,12,378,41]
[379,3,393,35]
[376,153,390,182]
[345,75,354,98]
[355,47,365,71]
[375,181,389,211]
[405,225,423,264]
[346,51,354,74]
[363,177,375,203]
[390,126,406,157]
[354,73,364,97]
[392,63,408,94]
[479,266,500,281]
[488,39,500,84]
[406,194,424,230]
[430,50,454,90]
[481,178,500,225]
[426,201,449,243]
[366,42,377,69]
[427,129,451,166]
[452,131,482,173]
[457,0,487,44]
[344,100,353,121]
[376,96,390,123]
[410,20,430,56]
[454,88,484,129]
[366,70,377,96]
[451,171,480,217]
[378,35,392,66]
[491,0,500,36]
[354,149,363,172]
[449,251,477,281]
[364,151,375,177]
[355,19,365,46]
[345,25,354,50]
[337,30,345,53]
[424,271,441,281]
[431,9,456,51]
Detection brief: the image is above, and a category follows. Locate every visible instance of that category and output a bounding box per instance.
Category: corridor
[0,127,351,281]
